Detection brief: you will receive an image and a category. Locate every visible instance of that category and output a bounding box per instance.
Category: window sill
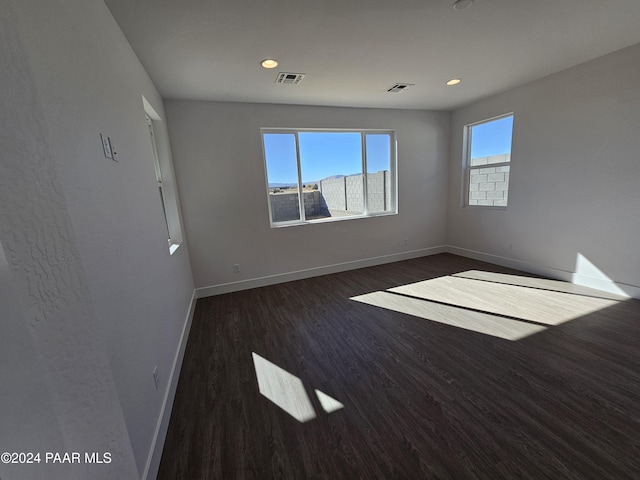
[270,211,397,228]
[465,205,507,210]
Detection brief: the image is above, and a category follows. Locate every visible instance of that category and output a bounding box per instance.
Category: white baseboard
[196,246,447,298]
[445,246,575,281]
[445,245,639,299]
[142,289,197,480]
[568,272,639,299]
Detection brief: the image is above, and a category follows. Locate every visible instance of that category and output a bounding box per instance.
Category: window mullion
[467,166,473,205]
[294,131,306,222]
[391,133,397,212]
[361,132,368,215]
[146,116,163,183]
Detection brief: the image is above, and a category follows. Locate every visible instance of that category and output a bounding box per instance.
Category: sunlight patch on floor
[252,352,345,422]
[452,270,628,301]
[350,267,627,341]
[315,389,344,413]
[351,291,546,341]
[252,352,316,422]
[389,275,619,326]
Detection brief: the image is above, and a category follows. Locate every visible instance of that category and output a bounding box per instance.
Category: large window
[261,129,396,226]
[465,114,513,207]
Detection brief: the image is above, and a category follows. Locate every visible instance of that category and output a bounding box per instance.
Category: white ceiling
[104,0,640,111]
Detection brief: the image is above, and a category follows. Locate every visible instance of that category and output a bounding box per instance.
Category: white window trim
[463,113,514,209]
[261,128,398,227]
[143,96,184,254]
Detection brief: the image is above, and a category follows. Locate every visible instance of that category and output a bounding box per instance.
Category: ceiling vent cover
[276,72,306,85]
[386,83,415,93]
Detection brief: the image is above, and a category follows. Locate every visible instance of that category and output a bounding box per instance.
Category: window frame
[146,115,171,237]
[143,96,184,254]
[261,128,398,227]
[463,113,514,209]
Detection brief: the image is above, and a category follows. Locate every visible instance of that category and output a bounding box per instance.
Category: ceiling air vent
[275,72,306,85]
[386,83,415,93]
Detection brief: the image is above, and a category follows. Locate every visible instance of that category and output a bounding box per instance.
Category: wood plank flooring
[157,253,640,480]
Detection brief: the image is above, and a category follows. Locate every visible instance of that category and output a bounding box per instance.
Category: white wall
[165,101,449,291]
[2,0,195,478]
[448,43,640,294]
[0,244,80,480]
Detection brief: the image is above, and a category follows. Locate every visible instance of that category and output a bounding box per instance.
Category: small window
[146,115,171,238]
[143,96,183,254]
[465,114,513,207]
[261,129,397,226]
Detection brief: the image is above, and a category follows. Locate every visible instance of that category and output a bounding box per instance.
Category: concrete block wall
[345,175,364,213]
[269,191,300,222]
[468,154,510,206]
[269,190,327,222]
[320,171,390,214]
[302,190,329,218]
[367,170,391,213]
[271,171,391,222]
[319,177,346,210]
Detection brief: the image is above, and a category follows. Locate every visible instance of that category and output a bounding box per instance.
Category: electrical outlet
[233,263,240,273]
[152,366,159,390]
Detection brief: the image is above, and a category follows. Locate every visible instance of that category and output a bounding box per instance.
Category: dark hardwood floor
[157,253,640,480]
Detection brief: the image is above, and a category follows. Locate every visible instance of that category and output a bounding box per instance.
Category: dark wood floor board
[158,253,640,479]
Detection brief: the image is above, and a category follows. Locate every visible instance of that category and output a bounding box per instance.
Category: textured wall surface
[0,240,77,480]
[2,1,195,478]
[0,5,138,477]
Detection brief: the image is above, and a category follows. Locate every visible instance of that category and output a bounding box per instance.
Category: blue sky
[263,132,391,185]
[470,115,513,158]
[263,118,513,185]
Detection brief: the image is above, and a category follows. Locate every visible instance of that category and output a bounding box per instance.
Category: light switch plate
[101,133,113,159]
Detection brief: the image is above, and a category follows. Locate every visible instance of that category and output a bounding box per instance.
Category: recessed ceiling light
[452,0,474,10]
[446,78,462,86]
[261,59,278,69]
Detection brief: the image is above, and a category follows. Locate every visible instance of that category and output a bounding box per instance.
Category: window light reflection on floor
[252,352,344,423]
[351,268,623,341]
[351,290,546,341]
[315,389,344,413]
[389,275,619,326]
[252,352,316,422]
[452,270,628,301]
